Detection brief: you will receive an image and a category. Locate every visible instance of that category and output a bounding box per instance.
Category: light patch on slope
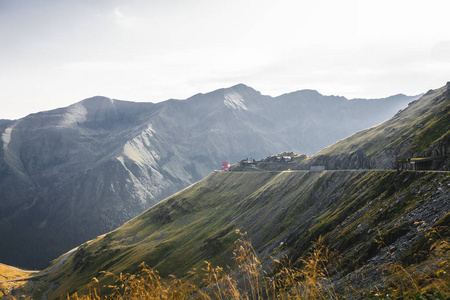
[1,123,29,179]
[115,154,166,204]
[123,129,158,166]
[59,103,87,126]
[116,156,125,164]
[123,142,144,164]
[117,127,170,204]
[224,92,248,110]
[115,156,147,204]
[141,124,156,148]
[2,126,13,151]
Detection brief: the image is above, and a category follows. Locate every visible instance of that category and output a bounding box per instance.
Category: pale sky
[1,0,450,120]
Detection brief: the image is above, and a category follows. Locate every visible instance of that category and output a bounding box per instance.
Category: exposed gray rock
[0,84,417,269]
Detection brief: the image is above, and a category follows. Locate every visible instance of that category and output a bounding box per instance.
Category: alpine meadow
[1,82,449,299]
[1,2,450,298]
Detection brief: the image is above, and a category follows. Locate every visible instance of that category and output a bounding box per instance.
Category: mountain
[41,171,449,298]
[308,82,450,170]
[0,84,417,269]
[33,83,449,299]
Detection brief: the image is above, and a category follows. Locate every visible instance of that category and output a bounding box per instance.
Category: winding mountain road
[0,247,78,283]
[0,264,39,274]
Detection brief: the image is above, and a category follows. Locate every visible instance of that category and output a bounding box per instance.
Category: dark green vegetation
[40,169,449,299]
[3,83,449,299]
[0,85,417,269]
[37,81,450,297]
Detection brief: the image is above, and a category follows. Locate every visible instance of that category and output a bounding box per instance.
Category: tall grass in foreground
[62,227,449,299]
[63,230,340,300]
[12,225,444,300]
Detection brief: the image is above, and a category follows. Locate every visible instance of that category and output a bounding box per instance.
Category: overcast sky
[1,0,450,119]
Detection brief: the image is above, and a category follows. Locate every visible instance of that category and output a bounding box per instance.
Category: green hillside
[229,83,449,173]
[38,169,449,299]
[3,83,449,299]
[310,82,450,170]
[0,85,417,270]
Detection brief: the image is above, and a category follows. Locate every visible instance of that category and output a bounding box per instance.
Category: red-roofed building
[222,162,230,171]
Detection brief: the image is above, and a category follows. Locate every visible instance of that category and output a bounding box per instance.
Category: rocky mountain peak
[277,89,342,103]
[79,96,115,111]
[226,83,260,94]
[223,90,247,110]
[0,83,420,269]
[222,84,264,110]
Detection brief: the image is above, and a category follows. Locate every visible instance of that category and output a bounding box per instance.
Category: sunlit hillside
[310,82,450,170]
[2,82,448,299]
[23,169,445,299]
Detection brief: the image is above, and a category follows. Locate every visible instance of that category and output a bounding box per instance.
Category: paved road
[0,263,39,274]
[228,169,450,173]
[0,247,78,283]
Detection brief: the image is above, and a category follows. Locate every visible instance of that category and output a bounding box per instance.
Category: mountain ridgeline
[36,82,449,299]
[0,84,417,269]
[310,82,450,170]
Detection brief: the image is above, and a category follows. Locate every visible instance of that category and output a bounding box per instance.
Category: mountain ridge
[308,82,450,170]
[33,82,449,298]
[0,84,418,269]
[41,169,449,299]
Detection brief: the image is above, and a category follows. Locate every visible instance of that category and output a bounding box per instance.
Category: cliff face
[0,85,416,269]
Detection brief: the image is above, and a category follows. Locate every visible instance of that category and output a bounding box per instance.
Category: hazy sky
[1,0,450,119]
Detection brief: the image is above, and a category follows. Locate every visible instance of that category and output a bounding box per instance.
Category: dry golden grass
[0,264,39,299]
[0,264,37,281]
[61,231,341,300]
[7,226,450,299]
[58,227,449,299]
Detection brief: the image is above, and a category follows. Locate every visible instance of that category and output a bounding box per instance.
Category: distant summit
[0,83,418,269]
[278,89,324,99]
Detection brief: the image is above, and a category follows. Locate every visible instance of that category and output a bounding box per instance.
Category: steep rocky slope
[40,170,449,299]
[308,82,450,170]
[0,84,416,269]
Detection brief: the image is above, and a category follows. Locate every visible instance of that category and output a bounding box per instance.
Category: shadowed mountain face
[0,84,417,269]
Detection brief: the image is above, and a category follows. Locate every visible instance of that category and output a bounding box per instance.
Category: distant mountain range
[38,82,449,299]
[0,84,418,269]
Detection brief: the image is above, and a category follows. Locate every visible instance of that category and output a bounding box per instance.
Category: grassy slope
[45,169,449,298]
[0,263,39,298]
[316,84,449,158]
[0,263,36,281]
[35,83,450,298]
